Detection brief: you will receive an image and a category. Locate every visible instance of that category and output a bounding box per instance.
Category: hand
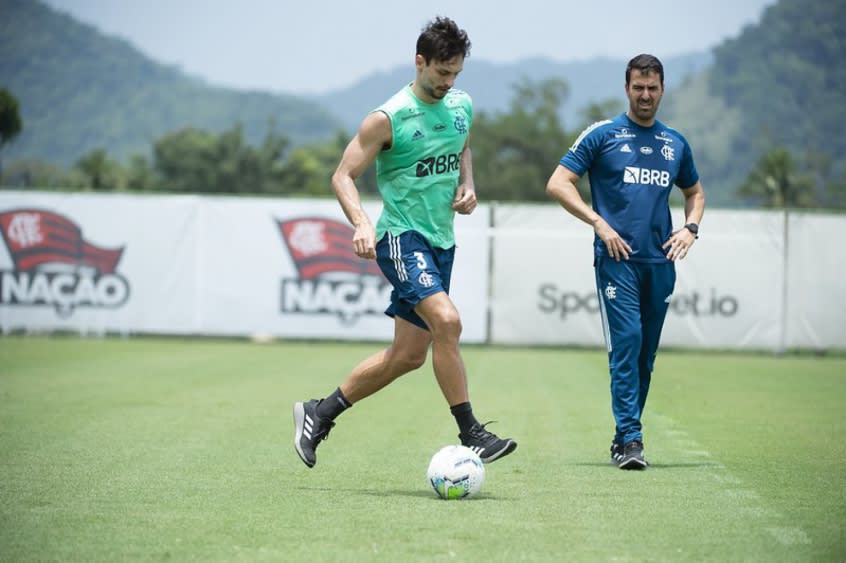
[662,228,696,261]
[352,222,377,260]
[452,184,477,215]
[595,218,631,261]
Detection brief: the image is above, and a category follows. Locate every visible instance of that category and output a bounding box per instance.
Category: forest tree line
[1,80,844,210]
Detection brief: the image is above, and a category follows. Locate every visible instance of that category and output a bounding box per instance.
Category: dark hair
[626,54,664,85]
[416,16,471,64]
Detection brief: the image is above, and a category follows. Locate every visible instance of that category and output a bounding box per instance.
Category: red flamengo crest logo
[277,217,390,323]
[0,208,130,316]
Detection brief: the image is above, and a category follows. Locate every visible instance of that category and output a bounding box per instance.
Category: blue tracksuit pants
[595,257,676,445]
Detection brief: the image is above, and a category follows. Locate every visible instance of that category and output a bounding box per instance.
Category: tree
[737,147,816,208]
[153,128,220,192]
[74,148,123,190]
[472,78,573,202]
[152,124,290,194]
[274,130,381,198]
[278,131,342,197]
[804,150,846,210]
[126,154,155,191]
[0,158,67,189]
[0,88,23,183]
[0,88,22,147]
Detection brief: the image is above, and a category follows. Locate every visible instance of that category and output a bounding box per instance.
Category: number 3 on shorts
[414,251,428,269]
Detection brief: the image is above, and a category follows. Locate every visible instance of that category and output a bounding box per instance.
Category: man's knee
[392,348,428,372]
[428,309,462,340]
[612,324,641,350]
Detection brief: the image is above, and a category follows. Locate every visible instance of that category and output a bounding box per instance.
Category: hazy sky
[44,0,776,95]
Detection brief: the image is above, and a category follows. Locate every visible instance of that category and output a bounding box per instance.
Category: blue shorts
[375,230,455,331]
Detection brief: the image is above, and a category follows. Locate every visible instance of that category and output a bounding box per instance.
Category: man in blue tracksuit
[546,54,706,469]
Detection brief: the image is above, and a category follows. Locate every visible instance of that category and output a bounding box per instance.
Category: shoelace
[316,421,335,442]
[310,400,334,443]
[469,421,498,440]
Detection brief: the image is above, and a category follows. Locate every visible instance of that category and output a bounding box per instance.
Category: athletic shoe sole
[479,439,517,464]
[618,456,648,470]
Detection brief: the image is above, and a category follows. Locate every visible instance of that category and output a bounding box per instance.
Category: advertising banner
[490,206,788,351]
[661,210,785,349]
[490,204,600,346]
[785,212,846,350]
[0,192,490,343]
[194,196,489,342]
[2,192,843,350]
[0,192,199,335]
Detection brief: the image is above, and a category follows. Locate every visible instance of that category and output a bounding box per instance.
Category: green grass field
[1,336,844,562]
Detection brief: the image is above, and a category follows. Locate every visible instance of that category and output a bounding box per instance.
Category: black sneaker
[293,399,335,468]
[459,422,517,464]
[610,441,624,466]
[618,440,648,470]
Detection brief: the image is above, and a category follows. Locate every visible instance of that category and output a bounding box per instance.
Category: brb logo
[0,209,129,317]
[277,217,391,323]
[416,152,460,177]
[623,166,670,187]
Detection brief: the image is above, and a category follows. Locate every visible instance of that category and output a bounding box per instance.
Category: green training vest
[373,84,473,249]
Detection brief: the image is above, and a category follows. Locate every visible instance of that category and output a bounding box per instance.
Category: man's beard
[632,101,659,121]
[423,83,448,100]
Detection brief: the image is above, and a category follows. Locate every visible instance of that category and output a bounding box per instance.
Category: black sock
[450,402,479,434]
[316,387,352,421]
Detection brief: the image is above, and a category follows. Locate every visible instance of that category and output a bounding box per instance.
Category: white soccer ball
[427,444,485,500]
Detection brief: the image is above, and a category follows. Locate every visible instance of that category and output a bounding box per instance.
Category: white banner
[490,206,790,351]
[661,210,785,350]
[194,197,389,340]
[2,192,844,350]
[490,204,600,345]
[785,212,846,350]
[0,192,490,343]
[0,192,199,335]
[194,197,490,342]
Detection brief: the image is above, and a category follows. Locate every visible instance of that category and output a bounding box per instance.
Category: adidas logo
[466,445,486,456]
[303,413,314,439]
[412,130,424,141]
[620,143,632,153]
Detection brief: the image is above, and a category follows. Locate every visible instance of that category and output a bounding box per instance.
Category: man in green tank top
[294,16,517,469]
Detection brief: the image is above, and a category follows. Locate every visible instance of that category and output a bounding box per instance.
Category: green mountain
[1,0,711,171]
[3,0,843,209]
[663,0,846,206]
[0,0,344,167]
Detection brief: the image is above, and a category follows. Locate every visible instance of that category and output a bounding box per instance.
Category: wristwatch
[684,223,699,239]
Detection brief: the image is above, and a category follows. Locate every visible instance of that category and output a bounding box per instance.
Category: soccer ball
[427,445,485,500]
